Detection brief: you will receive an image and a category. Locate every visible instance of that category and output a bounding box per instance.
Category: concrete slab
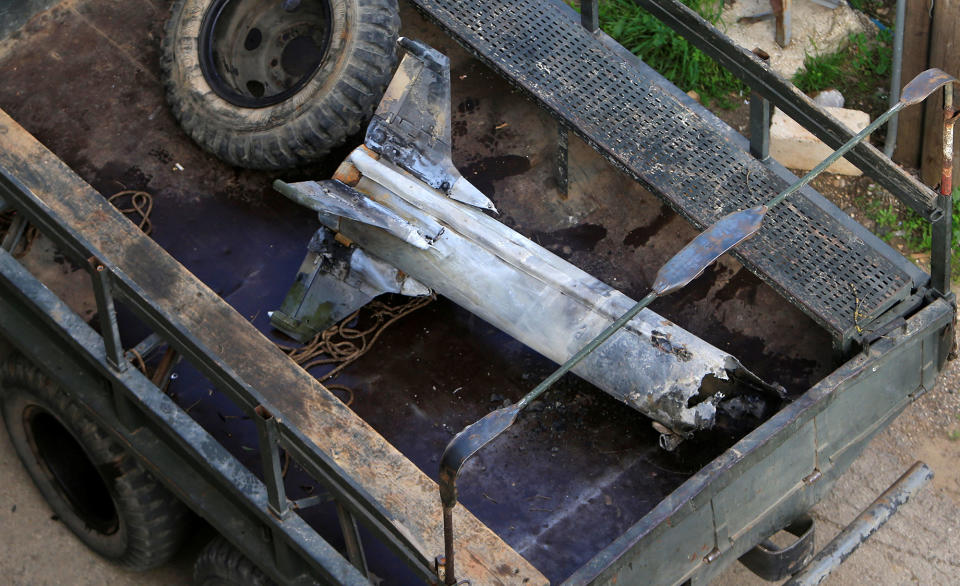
[770,106,870,175]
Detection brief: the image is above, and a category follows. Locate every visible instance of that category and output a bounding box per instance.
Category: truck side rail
[0,109,546,585]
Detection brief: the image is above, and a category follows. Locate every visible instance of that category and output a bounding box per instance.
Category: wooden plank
[0,108,548,585]
[920,0,960,187]
[892,0,932,168]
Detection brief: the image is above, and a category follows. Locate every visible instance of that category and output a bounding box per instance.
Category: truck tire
[194,535,274,585]
[0,354,190,570]
[161,0,400,170]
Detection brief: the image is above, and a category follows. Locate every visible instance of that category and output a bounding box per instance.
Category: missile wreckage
[270,38,783,445]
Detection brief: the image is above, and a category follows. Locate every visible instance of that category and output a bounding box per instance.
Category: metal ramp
[410,0,926,346]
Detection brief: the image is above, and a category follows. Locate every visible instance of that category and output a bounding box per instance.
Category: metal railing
[0,166,436,583]
[578,0,956,293]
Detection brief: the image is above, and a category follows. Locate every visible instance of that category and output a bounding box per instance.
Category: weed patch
[864,186,960,273]
[793,29,893,130]
[597,0,744,107]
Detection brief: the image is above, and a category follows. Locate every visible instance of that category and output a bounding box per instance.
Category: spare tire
[161,0,400,170]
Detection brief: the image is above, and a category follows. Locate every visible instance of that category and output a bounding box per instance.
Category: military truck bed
[0,0,950,584]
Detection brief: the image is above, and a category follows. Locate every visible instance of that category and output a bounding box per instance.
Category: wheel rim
[199,0,333,108]
[23,406,120,535]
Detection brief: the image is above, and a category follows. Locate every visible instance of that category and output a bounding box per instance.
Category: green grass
[793,29,893,121]
[865,186,960,272]
[597,0,744,107]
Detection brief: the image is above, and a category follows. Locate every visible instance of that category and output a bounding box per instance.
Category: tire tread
[161,0,400,170]
[0,355,190,570]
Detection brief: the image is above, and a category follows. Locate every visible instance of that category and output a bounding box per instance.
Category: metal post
[749,48,772,161]
[557,123,569,198]
[931,84,956,294]
[268,526,298,580]
[750,90,771,160]
[581,0,599,33]
[772,0,791,47]
[90,262,127,372]
[254,405,290,519]
[883,0,907,158]
[931,193,953,294]
[109,379,142,431]
[91,264,140,427]
[442,505,456,585]
[336,502,369,577]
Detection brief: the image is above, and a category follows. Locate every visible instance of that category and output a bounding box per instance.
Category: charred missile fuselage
[271,38,777,439]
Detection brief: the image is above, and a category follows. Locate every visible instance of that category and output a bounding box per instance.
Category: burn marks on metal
[650,330,693,361]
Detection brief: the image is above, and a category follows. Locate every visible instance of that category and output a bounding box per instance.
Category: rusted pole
[931,83,957,293]
[942,87,956,197]
[920,0,960,186]
[771,0,791,47]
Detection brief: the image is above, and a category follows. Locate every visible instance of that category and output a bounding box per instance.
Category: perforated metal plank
[410,0,915,341]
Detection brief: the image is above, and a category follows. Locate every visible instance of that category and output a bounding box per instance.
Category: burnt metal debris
[275,39,775,442]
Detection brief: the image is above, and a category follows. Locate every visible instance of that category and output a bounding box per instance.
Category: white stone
[813,89,845,108]
[769,107,870,176]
